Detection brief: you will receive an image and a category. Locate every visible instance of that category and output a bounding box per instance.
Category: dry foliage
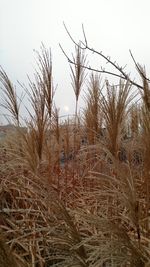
[0,43,150,267]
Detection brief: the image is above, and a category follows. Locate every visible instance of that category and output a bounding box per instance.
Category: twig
[61,23,144,90]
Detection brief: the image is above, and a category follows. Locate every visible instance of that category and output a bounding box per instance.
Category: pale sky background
[1,0,150,123]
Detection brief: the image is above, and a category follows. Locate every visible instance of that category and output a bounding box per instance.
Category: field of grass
[0,44,150,266]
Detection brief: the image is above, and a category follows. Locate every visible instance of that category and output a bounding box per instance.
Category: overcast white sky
[1,0,150,122]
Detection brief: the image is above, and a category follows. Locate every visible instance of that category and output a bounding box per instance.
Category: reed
[0,44,150,267]
[0,67,21,126]
[102,79,134,158]
[70,44,87,118]
[83,72,102,144]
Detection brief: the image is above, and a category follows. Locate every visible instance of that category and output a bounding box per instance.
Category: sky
[1,0,150,123]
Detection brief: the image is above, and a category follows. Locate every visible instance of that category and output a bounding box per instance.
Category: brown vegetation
[0,40,150,267]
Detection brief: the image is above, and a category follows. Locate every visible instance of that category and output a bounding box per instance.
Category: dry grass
[0,67,21,126]
[102,79,134,158]
[83,72,102,144]
[70,44,87,117]
[0,45,150,267]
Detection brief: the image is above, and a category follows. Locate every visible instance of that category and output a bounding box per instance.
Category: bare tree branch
[61,23,144,90]
[59,44,131,81]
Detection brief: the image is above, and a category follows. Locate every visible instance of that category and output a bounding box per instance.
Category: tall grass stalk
[84,72,102,144]
[0,67,21,126]
[70,45,87,119]
[102,79,134,158]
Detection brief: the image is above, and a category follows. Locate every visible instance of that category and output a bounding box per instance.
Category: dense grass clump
[0,44,150,266]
